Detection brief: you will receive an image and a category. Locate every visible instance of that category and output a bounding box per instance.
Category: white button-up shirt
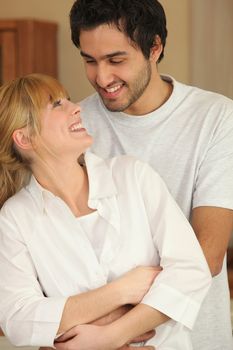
[0,152,211,348]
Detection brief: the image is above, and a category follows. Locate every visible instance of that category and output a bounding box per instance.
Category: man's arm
[191,206,233,276]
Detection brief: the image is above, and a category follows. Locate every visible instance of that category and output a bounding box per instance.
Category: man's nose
[96,65,114,88]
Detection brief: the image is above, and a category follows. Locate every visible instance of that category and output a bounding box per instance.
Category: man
[69,0,233,349]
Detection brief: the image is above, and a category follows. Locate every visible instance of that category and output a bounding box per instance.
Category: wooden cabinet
[227,248,233,298]
[0,19,58,85]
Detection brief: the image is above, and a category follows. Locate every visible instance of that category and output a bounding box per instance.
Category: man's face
[79,24,153,114]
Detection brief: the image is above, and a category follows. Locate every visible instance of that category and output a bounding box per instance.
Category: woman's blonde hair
[0,73,68,208]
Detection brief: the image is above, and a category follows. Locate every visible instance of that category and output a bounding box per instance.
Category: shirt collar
[26,175,55,213]
[26,152,118,212]
[84,151,118,201]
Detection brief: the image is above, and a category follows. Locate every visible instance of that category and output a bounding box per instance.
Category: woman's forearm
[55,304,169,350]
[58,266,160,334]
[91,305,134,326]
[107,303,170,348]
[58,281,125,334]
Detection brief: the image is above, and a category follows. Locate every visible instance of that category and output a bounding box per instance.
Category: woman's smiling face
[34,97,93,160]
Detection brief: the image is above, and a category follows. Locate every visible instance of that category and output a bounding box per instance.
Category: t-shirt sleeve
[193,110,233,209]
[136,161,212,329]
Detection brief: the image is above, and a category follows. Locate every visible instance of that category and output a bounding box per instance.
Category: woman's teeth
[70,122,83,132]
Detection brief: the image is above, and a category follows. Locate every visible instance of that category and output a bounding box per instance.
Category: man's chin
[100,97,128,112]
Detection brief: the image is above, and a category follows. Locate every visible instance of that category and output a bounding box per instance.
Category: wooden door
[0,19,57,85]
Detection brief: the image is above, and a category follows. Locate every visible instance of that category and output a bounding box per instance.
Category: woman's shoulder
[1,185,36,219]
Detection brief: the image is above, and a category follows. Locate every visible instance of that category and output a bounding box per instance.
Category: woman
[0,74,211,350]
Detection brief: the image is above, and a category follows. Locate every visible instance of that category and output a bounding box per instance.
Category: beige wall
[0,0,190,101]
[190,0,233,99]
[159,0,191,84]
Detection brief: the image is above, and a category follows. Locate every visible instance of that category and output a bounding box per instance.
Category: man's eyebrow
[80,51,94,59]
[80,51,128,60]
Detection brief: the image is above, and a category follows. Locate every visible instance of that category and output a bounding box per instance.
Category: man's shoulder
[175,78,233,111]
[80,93,108,125]
[80,93,101,110]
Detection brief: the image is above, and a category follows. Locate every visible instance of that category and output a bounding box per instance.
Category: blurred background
[0,0,232,348]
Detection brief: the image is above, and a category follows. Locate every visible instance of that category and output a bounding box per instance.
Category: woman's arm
[0,205,160,347]
[106,303,169,347]
[55,304,168,350]
[55,161,212,350]
[58,266,160,334]
[40,306,156,350]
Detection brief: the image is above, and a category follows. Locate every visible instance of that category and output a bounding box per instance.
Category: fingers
[55,326,79,343]
[120,343,155,350]
[54,343,65,350]
[128,346,155,350]
[153,266,162,271]
[131,330,156,342]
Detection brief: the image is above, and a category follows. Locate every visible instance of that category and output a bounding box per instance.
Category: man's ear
[12,128,32,150]
[150,35,163,63]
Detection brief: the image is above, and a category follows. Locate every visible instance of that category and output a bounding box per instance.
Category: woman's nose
[71,102,81,115]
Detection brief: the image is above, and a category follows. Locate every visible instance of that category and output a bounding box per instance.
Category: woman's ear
[150,35,163,63]
[12,128,32,150]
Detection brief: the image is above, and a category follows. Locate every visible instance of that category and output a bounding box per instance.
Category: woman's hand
[54,324,155,350]
[55,324,116,350]
[114,266,161,305]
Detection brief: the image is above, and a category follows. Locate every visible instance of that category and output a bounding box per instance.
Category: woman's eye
[53,99,62,108]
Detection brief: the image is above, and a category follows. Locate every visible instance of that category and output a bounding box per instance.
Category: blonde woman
[0,74,211,350]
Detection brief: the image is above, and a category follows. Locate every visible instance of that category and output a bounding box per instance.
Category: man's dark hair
[70,0,167,62]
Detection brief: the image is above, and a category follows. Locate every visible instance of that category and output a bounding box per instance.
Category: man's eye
[110,60,123,64]
[53,100,62,108]
[85,60,96,64]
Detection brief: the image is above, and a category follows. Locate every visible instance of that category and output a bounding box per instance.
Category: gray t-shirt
[80,76,233,350]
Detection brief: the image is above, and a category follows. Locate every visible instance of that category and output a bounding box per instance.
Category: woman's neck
[31,157,94,217]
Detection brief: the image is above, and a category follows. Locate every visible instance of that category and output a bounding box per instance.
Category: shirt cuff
[31,296,67,346]
[141,283,200,329]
